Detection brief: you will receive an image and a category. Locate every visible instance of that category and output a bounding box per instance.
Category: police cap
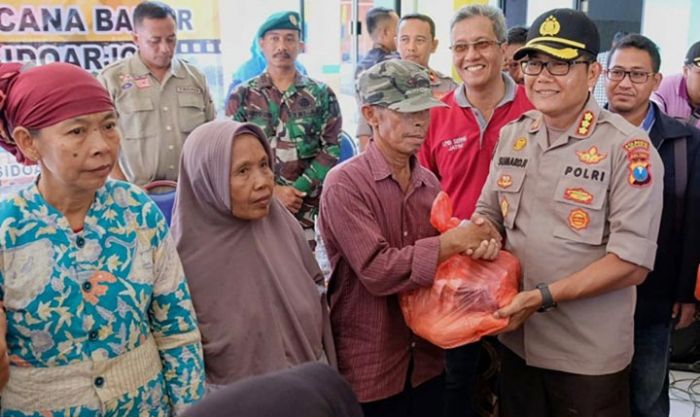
[514,9,600,61]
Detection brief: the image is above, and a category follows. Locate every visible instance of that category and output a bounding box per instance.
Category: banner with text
[0,0,223,195]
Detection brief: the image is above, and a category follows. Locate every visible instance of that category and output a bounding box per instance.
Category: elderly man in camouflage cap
[318,59,501,417]
[226,11,342,247]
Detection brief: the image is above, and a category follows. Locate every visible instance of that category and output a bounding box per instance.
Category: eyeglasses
[520,60,591,76]
[450,39,502,54]
[605,68,654,84]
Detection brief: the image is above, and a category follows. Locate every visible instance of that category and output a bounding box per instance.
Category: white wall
[641,0,693,76]
[526,0,574,25]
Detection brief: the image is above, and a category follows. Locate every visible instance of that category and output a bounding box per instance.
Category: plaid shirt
[318,142,444,402]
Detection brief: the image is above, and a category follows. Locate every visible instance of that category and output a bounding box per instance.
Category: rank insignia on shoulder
[500,197,509,218]
[623,139,652,187]
[564,188,593,205]
[576,111,594,136]
[497,174,513,189]
[513,137,527,151]
[576,145,607,164]
[568,208,590,230]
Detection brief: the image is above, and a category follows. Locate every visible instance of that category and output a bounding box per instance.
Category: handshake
[438,214,502,263]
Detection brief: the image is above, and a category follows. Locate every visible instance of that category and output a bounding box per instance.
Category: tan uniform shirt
[475,96,663,375]
[98,54,216,186]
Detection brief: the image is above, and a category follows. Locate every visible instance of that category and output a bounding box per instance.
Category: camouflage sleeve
[292,86,341,194]
[225,84,248,120]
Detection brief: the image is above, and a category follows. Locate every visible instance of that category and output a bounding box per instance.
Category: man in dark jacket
[605,33,700,417]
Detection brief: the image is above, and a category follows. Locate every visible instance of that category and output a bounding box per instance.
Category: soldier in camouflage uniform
[226,11,341,246]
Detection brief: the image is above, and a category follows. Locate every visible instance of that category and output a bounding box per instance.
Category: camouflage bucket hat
[358,59,448,113]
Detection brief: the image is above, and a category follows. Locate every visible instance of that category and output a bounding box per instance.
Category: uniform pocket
[495,168,526,229]
[118,97,156,140]
[177,94,206,134]
[552,178,607,244]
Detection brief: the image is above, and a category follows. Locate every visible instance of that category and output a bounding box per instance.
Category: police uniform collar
[130,53,185,79]
[569,94,601,139]
[454,73,517,108]
[170,58,187,78]
[529,94,601,141]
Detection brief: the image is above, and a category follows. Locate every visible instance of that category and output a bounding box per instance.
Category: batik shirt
[226,71,341,232]
[0,180,204,416]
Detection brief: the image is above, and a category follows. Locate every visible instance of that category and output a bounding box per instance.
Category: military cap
[514,8,600,61]
[685,41,700,66]
[358,59,447,113]
[257,11,301,38]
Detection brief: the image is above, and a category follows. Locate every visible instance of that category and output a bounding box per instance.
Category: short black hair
[133,1,176,28]
[400,13,435,39]
[507,26,528,45]
[608,33,661,73]
[366,7,396,36]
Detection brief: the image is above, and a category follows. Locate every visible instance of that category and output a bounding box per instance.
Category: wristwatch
[536,283,557,312]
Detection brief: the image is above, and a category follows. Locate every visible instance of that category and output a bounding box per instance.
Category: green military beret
[257,11,301,38]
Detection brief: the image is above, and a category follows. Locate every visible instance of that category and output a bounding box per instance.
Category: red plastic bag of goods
[399,191,522,349]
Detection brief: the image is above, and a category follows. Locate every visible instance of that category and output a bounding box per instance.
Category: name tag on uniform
[177,86,202,94]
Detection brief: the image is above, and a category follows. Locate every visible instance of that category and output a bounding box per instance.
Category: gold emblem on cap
[289,14,298,26]
[539,16,561,37]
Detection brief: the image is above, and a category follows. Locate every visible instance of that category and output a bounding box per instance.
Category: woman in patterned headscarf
[0,62,204,416]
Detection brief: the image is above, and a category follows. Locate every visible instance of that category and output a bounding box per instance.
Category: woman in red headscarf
[0,62,204,416]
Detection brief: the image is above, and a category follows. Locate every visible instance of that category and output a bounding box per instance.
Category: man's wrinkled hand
[457,216,502,257]
[471,214,502,243]
[274,185,305,214]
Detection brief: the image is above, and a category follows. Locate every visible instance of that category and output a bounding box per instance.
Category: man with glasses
[605,34,700,417]
[226,11,342,248]
[473,9,663,417]
[418,5,532,417]
[652,41,700,129]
